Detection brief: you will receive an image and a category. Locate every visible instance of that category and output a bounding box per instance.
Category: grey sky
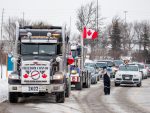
[1,0,150,33]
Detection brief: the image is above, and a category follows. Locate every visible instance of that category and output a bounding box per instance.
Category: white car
[129,63,148,79]
[115,64,142,87]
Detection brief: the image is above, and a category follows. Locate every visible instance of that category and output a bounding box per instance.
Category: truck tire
[75,77,82,90]
[114,82,120,87]
[56,92,65,103]
[9,92,18,103]
[85,72,90,88]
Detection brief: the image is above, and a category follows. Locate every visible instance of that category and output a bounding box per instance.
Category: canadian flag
[83,27,98,40]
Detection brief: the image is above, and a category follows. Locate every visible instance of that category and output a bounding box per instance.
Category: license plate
[22,85,39,92]
[125,77,130,79]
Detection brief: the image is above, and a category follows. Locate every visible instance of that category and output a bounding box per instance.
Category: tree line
[75,1,150,62]
[1,1,150,63]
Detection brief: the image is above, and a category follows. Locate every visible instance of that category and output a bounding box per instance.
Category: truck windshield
[119,65,138,71]
[21,43,57,55]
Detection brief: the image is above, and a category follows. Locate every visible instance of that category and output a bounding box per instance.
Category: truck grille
[122,74,133,80]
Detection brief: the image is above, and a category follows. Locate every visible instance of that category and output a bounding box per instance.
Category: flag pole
[81,30,84,70]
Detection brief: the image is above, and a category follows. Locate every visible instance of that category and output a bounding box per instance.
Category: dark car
[96,60,115,78]
[114,60,123,67]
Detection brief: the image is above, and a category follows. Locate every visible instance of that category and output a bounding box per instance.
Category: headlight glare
[9,74,20,80]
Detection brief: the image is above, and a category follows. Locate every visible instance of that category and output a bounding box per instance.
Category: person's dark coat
[102,69,111,95]
[103,73,110,87]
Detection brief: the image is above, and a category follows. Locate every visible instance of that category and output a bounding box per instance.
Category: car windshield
[114,60,123,66]
[21,43,57,55]
[119,65,138,71]
[138,64,144,69]
[85,63,95,68]
[96,62,107,68]
[86,67,95,73]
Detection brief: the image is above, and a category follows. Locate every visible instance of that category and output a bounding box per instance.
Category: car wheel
[137,82,142,87]
[115,82,120,87]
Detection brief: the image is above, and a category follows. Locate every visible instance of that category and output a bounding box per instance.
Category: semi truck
[8,23,71,103]
[69,42,91,90]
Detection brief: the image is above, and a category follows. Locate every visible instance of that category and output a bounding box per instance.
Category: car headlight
[53,72,64,80]
[9,74,20,80]
[134,75,139,77]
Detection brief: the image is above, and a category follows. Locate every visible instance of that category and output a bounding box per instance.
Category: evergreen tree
[110,18,122,59]
[142,25,149,51]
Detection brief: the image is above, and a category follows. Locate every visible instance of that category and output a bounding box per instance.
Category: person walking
[102,66,111,95]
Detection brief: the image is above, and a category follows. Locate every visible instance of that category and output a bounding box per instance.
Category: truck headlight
[9,74,20,80]
[53,72,64,80]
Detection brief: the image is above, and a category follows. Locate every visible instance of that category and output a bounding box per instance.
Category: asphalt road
[1,79,150,113]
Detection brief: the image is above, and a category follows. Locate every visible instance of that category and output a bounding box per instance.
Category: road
[1,79,150,113]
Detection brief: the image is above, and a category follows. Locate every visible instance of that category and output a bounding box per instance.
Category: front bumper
[115,78,140,84]
[9,84,65,93]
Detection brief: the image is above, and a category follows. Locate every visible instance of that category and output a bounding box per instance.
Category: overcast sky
[1,0,150,33]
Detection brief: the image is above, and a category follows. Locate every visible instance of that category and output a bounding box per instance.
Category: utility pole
[96,0,98,31]
[124,11,130,56]
[0,8,4,79]
[23,12,25,26]
[124,11,127,25]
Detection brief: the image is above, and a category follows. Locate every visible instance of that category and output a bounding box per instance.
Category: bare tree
[76,1,104,59]
[3,17,31,53]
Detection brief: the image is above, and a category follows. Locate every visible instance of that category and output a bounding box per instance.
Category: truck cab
[8,24,70,103]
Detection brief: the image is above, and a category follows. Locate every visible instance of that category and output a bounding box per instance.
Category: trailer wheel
[75,77,82,90]
[56,91,65,103]
[9,92,18,103]
[85,73,91,88]
[65,78,71,97]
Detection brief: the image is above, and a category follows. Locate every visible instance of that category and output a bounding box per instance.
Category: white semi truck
[8,23,71,103]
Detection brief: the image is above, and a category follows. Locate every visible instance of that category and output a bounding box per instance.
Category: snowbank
[0,79,8,103]
[0,65,8,103]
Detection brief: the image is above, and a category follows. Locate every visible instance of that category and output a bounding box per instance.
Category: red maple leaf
[42,74,47,78]
[23,74,29,78]
[87,30,92,36]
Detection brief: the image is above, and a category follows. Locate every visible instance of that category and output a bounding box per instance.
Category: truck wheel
[9,92,18,103]
[65,78,71,97]
[56,92,65,103]
[137,82,142,87]
[115,83,120,87]
[75,78,82,90]
[85,73,90,88]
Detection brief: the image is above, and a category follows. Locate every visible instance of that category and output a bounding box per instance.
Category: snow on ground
[128,80,150,113]
[0,65,8,103]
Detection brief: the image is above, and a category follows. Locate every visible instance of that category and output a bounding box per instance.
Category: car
[129,63,148,79]
[146,64,150,77]
[115,64,142,87]
[96,60,115,78]
[85,61,100,81]
[113,60,124,72]
[85,67,98,84]
[95,61,108,78]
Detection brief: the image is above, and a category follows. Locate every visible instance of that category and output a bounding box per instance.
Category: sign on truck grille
[21,61,50,84]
